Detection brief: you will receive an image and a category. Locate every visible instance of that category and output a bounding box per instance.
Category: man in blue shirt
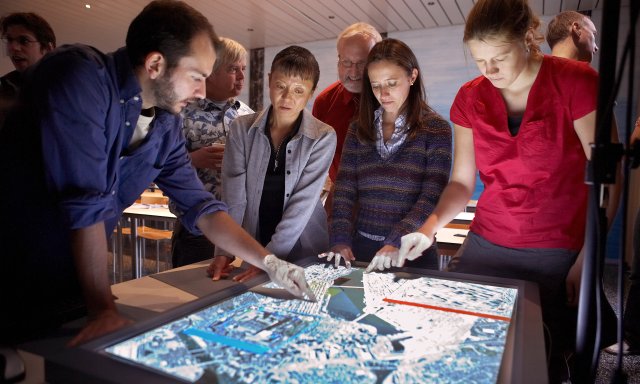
[0,0,313,347]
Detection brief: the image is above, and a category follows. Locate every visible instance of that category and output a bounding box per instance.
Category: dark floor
[596,263,639,384]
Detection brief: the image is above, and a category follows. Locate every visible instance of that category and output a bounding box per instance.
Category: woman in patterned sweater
[325,38,451,270]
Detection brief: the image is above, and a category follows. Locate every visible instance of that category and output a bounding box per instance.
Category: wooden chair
[139,190,169,205]
[111,220,173,281]
[131,189,172,276]
[137,225,173,274]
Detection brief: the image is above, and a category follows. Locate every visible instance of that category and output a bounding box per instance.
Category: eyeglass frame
[338,58,367,70]
[1,35,41,47]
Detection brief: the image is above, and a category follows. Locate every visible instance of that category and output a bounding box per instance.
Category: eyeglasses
[1,36,40,46]
[338,59,366,70]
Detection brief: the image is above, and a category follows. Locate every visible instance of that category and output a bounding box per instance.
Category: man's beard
[152,70,180,114]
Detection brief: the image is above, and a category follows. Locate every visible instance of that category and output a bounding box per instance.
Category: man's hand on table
[207,255,265,282]
[207,256,270,284]
[207,255,236,280]
[67,309,132,347]
[233,264,264,282]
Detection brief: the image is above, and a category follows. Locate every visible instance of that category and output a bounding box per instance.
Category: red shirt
[312,81,359,181]
[450,56,598,250]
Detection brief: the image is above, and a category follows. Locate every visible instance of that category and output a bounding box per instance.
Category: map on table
[104,264,518,383]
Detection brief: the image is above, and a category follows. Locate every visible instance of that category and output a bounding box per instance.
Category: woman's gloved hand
[395,232,432,267]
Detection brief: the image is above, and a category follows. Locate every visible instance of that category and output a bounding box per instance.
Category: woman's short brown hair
[270,45,320,91]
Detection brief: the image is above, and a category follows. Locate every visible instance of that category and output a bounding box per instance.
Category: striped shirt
[330,109,452,249]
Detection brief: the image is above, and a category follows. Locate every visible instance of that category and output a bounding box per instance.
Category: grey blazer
[219,107,336,260]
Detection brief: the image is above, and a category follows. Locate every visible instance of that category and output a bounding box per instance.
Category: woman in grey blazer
[208,46,336,282]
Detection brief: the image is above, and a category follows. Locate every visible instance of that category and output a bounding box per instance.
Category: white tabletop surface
[123,203,176,219]
[436,227,470,245]
[453,211,475,222]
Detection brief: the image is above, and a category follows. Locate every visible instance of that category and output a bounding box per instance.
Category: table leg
[131,218,140,279]
[115,219,123,283]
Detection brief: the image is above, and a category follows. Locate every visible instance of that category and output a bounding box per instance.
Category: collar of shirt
[114,48,143,103]
[251,106,324,141]
[113,47,147,155]
[374,106,410,160]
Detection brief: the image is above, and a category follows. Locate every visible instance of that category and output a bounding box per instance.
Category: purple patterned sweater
[330,110,452,248]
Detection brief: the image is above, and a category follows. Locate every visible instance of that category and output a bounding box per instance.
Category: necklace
[272,138,286,171]
[267,126,291,172]
[267,110,300,172]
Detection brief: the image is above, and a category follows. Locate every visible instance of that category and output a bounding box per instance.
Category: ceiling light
[85,4,91,8]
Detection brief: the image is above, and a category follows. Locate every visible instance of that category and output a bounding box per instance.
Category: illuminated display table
[44,260,547,383]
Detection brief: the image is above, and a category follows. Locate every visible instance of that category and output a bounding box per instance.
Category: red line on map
[382,298,511,322]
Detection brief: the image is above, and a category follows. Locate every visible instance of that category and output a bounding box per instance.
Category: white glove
[365,251,396,273]
[318,251,351,268]
[395,232,432,267]
[263,254,316,301]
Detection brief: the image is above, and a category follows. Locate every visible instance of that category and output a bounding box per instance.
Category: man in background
[548,9,624,355]
[547,10,598,63]
[548,10,620,227]
[171,37,253,267]
[0,12,56,128]
[312,22,382,212]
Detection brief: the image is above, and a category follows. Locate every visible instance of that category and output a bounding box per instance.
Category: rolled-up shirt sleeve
[153,126,228,236]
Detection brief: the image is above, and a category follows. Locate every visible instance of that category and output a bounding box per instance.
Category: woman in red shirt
[379,0,598,382]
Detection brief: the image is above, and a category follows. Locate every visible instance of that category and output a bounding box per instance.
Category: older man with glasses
[0,12,56,129]
[312,22,382,214]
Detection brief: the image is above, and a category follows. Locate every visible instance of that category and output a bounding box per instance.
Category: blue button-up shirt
[1,44,229,317]
[0,45,226,279]
[41,45,226,235]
